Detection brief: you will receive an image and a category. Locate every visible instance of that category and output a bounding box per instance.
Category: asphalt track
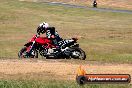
[42,1,132,14]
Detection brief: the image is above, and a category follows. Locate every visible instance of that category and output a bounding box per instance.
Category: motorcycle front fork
[27,41,36,55]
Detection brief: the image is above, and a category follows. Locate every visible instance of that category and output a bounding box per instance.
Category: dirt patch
[0,59,131,83]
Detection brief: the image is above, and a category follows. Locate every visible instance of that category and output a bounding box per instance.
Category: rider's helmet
[37,22,49,34]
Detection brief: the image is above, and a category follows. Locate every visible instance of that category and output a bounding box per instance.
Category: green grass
[0,80,131,88]
[0,0,132,63]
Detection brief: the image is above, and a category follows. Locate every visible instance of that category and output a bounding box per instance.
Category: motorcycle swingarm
[71,44,79,48]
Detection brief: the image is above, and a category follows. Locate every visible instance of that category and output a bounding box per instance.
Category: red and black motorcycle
[18,35,86,60]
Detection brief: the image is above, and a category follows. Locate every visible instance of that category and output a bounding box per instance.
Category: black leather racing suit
[37,26,62,47]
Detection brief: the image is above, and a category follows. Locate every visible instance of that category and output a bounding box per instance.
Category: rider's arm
[46,30,51,38]
[46,27,55,38]
[37,26,41,35]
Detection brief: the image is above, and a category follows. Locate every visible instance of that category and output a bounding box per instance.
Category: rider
[36,22,62,46]
[27,22,62,56]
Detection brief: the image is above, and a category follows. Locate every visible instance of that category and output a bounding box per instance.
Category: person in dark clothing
[36,22,62,46]
[93,0,97,8]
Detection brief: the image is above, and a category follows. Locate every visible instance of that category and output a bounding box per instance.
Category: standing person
[93,0,97,8]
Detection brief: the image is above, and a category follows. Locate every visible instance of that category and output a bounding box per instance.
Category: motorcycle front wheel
[18,47,38,58]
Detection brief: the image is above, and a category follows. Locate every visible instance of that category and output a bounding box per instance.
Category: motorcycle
[18,35,86,60]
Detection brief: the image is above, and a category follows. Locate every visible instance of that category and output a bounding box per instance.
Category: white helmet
[37,22,49,34]
[39,22,49,28]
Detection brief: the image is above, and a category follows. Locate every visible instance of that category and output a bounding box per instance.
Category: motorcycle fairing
[35,37,52,45]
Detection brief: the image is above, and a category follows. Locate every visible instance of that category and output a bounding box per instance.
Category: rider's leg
[52,39,60,48]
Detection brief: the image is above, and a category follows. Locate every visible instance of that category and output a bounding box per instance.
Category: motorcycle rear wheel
[71,47,86,60]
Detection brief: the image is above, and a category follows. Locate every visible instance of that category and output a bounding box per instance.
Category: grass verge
[0,80,131,88]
